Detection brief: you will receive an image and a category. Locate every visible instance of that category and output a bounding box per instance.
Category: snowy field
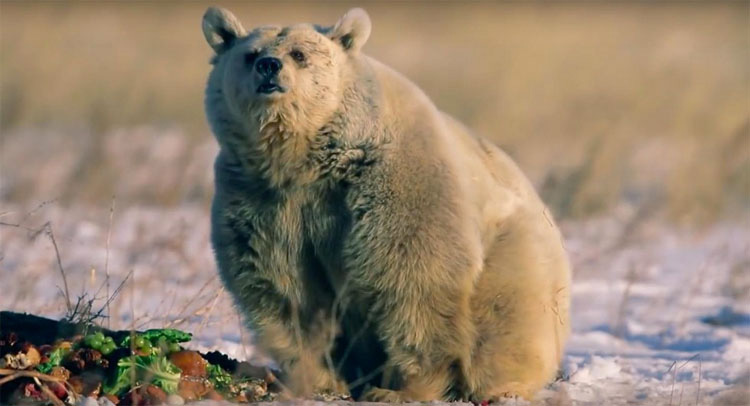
[1,3,747,404]
[1,202,747,405]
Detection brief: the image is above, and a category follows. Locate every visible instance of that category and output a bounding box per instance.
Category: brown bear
[202,6,571,402]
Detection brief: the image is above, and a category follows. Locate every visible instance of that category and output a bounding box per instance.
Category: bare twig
[335,310,375,374]
[678,353,700,370]
[0,199,59,231]
[129,268,137,392]
[665,354,700,406]
[696,357,702,406]
[64,270,132,326]
[196,287,224,336]
[347,364,387,393]
[104,270,132,313]
[327,277,379,378]
[667,360,677,406]
[18,199,58,226]
[105,195,116,328]
[44,222,72,314]
[34,376,65,406]
[164,275,218,328]
[0,221,40,233]
[664,360,676,375]
[0,369,64,385]
[0,220,76,245]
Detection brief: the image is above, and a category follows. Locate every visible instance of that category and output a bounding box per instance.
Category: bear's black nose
[256,57,282,76]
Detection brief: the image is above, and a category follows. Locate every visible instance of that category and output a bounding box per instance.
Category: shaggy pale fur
[203,7,570,402]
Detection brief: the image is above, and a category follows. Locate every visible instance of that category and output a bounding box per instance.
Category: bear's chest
[223,184,352,292]
[300,187,352,291]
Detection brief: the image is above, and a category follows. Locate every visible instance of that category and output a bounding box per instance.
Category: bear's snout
[256,57,283,77]
[255,57,286,94]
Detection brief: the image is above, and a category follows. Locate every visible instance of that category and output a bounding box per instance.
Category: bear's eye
[290,49,306,64]
[244,51,259,67]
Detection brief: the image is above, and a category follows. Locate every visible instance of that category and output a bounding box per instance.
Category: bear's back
[362,55,548,253]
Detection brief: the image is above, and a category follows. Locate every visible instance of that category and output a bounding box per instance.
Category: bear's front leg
[342,164,481,401]
[238,289,348,398]
[212,202,347,398]
[351,244,475,401]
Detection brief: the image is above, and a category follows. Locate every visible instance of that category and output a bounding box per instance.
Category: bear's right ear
[202,7,246,53]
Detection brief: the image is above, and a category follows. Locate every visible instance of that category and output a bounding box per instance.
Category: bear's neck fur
[251,108,317,188]
[236,80,379,190]
[207,57,382,191]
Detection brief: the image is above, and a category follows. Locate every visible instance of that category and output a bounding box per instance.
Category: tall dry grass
[1,2,747,224]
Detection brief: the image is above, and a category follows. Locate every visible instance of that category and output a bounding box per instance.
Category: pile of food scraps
[0,312,279,405]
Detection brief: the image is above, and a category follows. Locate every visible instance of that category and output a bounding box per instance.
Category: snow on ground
[1,202,748,405]
[553,210,750,405]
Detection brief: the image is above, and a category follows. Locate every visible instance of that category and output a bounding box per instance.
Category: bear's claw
[360,387,409,403]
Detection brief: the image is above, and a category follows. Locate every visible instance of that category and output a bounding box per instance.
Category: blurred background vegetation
[1,1,747,225]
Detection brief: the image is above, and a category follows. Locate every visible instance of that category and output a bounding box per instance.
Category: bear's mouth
[257,81,286,95]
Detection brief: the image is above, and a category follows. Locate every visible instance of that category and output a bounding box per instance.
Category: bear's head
[203,7,371,144]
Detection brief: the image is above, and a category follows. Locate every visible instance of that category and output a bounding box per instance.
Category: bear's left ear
[330,8,371,54]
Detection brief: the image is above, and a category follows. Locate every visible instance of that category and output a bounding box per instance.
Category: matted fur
[203,7,570,402]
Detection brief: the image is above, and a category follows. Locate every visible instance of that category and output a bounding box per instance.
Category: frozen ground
[0,202,748,405]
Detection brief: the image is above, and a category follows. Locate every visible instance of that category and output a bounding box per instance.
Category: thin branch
[696,356,702,406]
[165,275,218,328]
[104,195,116,328]
[0,369,64,385]
[677,353,700,370]
[196,287,224,336]
[666,353,700,406]
[18,199,58,227]
[34,376,65,406]
[0,221,41,233]
[669,361,677,406]
[103,270,132,312]
[45,222,72,314]
[347,364,387,393]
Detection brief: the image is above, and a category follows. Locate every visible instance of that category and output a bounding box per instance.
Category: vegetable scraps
[3,324,276,405]
[104,355,182,395]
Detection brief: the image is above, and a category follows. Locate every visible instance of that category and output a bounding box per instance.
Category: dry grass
[1,2,748,223]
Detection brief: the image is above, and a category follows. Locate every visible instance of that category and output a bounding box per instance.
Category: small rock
[165,394,184,405]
